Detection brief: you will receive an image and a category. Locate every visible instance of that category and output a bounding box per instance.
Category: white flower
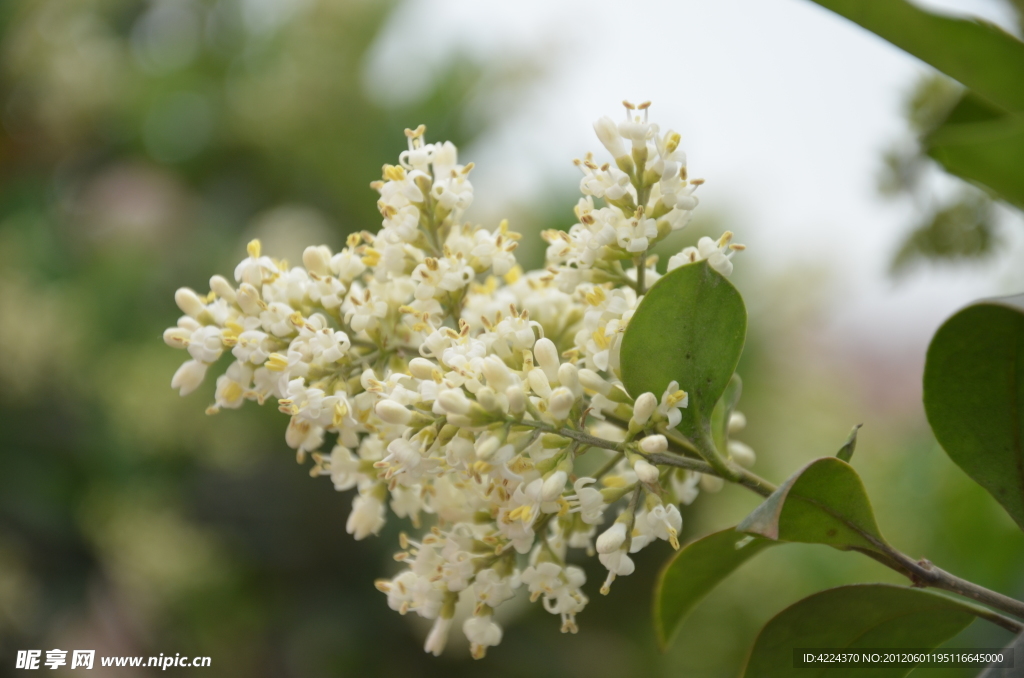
[171,359,207,396]
[646,503,683,549]
[599,550,634,578]
[346,492,386,540]
[164,110,739,658]
[567,477,605,525]
[424,616,452,657]
[593,116,628,159]
[596,521,627,554]
[657,381,687,428]
[474,568,518,607]
[234,239,277,286]
[463,615,502,659]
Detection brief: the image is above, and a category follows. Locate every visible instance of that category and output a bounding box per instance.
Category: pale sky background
[366,0,1024,355]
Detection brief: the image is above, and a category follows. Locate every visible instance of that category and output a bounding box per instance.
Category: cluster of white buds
[164,106,746,658]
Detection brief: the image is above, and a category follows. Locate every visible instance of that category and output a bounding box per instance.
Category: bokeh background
[1,0,1023,676]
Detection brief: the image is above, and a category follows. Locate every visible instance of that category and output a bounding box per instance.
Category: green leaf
[890,194,997,274]
[654,528,775,650]
[737,457,887,553]
[926,116,1024,210]
[977,631,1024,678]
[742,584,978,678]
[923,294,1024,532]
[836,424,862,463]
[710,374,743,456]
[619,260,746,443]
[807,0,1024,113]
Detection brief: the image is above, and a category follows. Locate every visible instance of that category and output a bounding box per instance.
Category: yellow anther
[247,239,262,258]
[666,389,687,407]
[361,248,381,267]
[266,353,289,371]
[665,131,681,154]
[383,164,406,182]
[222,382,243,403]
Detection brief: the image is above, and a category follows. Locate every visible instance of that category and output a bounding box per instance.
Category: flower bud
[700,473,725,493]
[475,386,501,412]
[163,327,191,349]
[633,459,660,484]
[424,616,453,657]
[548,387,575,420]
[209,275,236,302]
[174,287,206,318]
[557,362,581,397]
[482,356,513,391]
[527,368,552,398]
[596,522,627,554]
[728,411,747,434]
[578,368,612,395]
[541,470,568,502]
[728,440,756,467]
[638,434,668,454]
[475,435,501,460]
[506,385,526,415]
[302,245,332,276]
[594,116,628,159]
[237,283,262,315]
[534,338,560,382]
[632,392,657,426]
[408,358,436,380]
[171,359,207,396]
[375,399,412,425]
[437,388,472,415]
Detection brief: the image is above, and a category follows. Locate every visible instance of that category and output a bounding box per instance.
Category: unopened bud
[633,459,660,484]
[534,338,560,382]
[210,275,236,302]
[557,363,581,397]
[174,288,206,318]
[596,522,627,554]
[541,470,568,502]
[699,474,725,493]
[408,358,437,380]
[302,245,332,276]
[548,387,575,420]
[578,368,611,395]
[728,440,756,467]
[437,389,472,415]
[638,434,668,454]
[632,392,657,426]
[375,400,412,425]
[163,327,191,349]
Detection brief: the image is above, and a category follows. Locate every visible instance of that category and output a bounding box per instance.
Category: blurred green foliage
[836,0,1024,274]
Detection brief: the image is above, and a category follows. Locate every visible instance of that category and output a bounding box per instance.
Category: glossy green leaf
[737,457,887,553]
[923,295,1024,532]
[743,584,978,678]
[619,260,746,443]
[654,528,775,650]
[808,0,1024,113]
[926,116,1024,210]
[836,424,862,463]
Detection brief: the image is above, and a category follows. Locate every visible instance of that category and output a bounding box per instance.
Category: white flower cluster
[164,106,747,658]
